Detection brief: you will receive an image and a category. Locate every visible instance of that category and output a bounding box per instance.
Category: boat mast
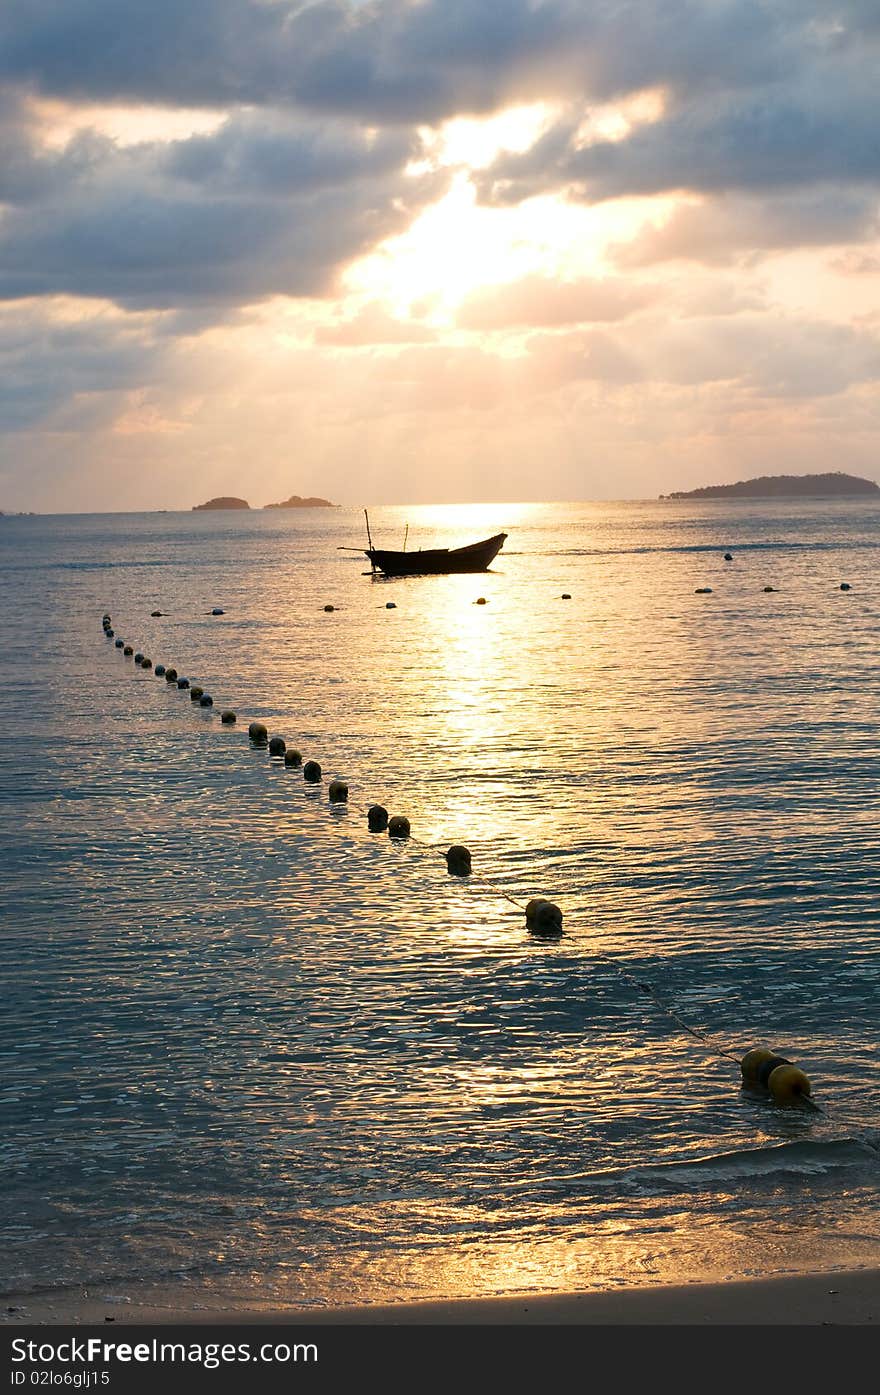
[364,508,377,574]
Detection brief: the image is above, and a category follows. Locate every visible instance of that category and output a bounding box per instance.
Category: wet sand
[5,1268,878,1325]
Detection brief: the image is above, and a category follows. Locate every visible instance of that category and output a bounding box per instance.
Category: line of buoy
[102,612,823,1113]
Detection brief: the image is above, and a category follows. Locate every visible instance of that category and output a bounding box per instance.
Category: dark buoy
[165,668,178,682]
[211,607,225,616]
[757,1054,791,1089]
[526,898,563,936]
[840,583,852,591]
[150,610,163,617]
[105,628,114,637]
[177,677,190,689]
[155,664,166,676]
[190,686,204,701]
[323,604,335,613]
[221,710,236,724]
[367,805,388,832]
[475,597,487,605]
[328,779,348,803]
[695,587,713,594]
[446,845,472,875]
[102,613,111,623]
[141,659,152,670]
[284,749,302,767]
[123,645,133,656]
[763,586,776,593]
[386,602,397,609]
[199,694,213,707]
[303,760,322,782]
[388,815,410,839]
[249,722,268,744]
[134,653,144,664]
[561,593,571,600]
[268,736,286,757]
[740,1048,780,1084]
[115,639,124,648]
[724,552,733,561]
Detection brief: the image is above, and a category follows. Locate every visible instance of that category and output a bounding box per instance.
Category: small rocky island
[662,472,880,500]
[264,494,337,508]
[192,496,250,510]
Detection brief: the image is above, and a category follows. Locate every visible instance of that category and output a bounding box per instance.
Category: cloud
[456,273,654,329]
[610,190,880,267]
[0,111,441,311]
[314,302,436,345]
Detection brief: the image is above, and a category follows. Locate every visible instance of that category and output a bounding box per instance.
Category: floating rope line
[102,611,840,1117]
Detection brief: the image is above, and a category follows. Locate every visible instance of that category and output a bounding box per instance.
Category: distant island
[661,472,880,500]
[192,497,250,510]
[264,494,337,509]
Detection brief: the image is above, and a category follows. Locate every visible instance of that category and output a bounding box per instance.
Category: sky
[1,0,879,511]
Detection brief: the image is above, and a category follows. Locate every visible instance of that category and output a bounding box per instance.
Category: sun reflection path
[99,606,832,1128]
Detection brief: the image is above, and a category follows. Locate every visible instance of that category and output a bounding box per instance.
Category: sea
[1,500,878,1313]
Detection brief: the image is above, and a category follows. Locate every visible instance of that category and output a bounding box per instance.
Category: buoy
[105,628,114,637]
[150,610,162,617]
[388,815,410,839]
[475,597,487,605]
[268,736,286,756]
[190,686,204,701]
[248,722,268,744]
[367,805,388,832]
[221,710,236,724]
[177,677,190,689]
[123,645,133,656]
[724,553,733,561]
[740,1048,781,1084]
[164,668,178,682]
[526,898,563,936]
[141,659,152,670]
[155,664,166,676]
[284,749,302,767]
[768,1063,812,1105]
[102,614,111,623]
[763,586,776,593]
[445,845,472,875]
[211,607,225,615]
[840,583,852,591]
[328,779,348,803]
[386,602,397,609]
[323,604,335,613]
[199,694,213,707]
[561,593,571,600]
[134,653,144,664]
[695,587,713,594]
[303,760,322,782]
[115,639,124,648]
[757,1054,791,1089]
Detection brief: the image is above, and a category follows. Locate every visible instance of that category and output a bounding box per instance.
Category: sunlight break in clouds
[0,0,878,510]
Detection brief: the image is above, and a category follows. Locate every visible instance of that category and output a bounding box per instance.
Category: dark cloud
[0,113,441,310]
[0,2,861,123]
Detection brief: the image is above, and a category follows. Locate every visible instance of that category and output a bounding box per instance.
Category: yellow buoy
[164,668,178,682]
[123,645,133,656]
[190,686,204,701]
[329,779,348,803]
[284,749,302,767]
[388,815,410,839]
[248,722,268,744]
[740,1048,782,1085]
[767,1064,812,1105]
[221,710,236,724]
[141,659,152,670]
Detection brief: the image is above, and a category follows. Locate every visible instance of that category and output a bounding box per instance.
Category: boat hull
[366,532,507,577]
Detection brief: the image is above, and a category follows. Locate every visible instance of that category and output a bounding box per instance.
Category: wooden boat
[366,531,507,576]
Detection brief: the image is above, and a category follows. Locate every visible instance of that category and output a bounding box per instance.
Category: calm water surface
[1,501,878,1309]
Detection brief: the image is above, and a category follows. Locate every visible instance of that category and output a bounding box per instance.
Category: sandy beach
[4,1268,878,1326]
